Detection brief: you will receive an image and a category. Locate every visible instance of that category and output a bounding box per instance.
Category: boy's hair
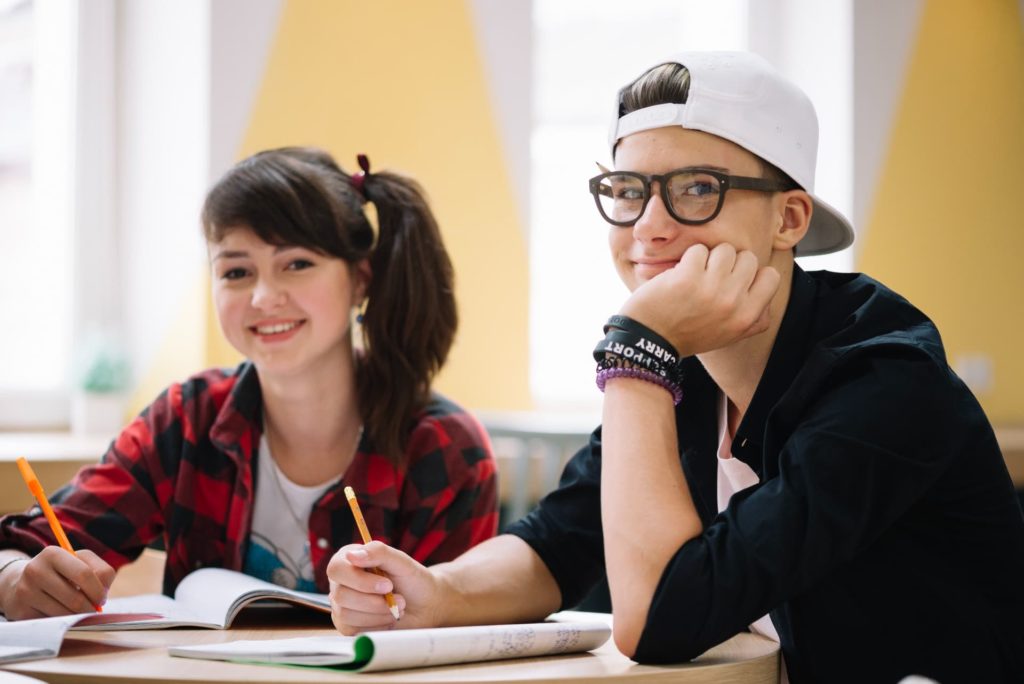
[202,147,457,462]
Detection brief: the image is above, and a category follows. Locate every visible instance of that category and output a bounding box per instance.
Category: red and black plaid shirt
[0,362,498,594]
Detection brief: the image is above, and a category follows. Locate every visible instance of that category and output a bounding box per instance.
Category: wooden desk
[2,614,779,684]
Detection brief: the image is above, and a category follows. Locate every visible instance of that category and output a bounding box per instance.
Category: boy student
[0,148,498,619]
[327,52,1024,683]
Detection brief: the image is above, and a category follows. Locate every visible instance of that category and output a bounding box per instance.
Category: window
[0,0,117,429]
[0,0,76,427]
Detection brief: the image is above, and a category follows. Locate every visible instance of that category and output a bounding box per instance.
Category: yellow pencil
[16,456,103,613]
[344,486,400,620]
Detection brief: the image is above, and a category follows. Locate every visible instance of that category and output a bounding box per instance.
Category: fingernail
[348,549,368,560]
[375,580,391,593]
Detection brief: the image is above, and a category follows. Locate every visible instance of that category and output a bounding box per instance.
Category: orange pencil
[16,456,103,613]
[344,486,400,620]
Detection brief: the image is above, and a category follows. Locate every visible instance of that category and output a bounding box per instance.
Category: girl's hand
[0,547,114,620]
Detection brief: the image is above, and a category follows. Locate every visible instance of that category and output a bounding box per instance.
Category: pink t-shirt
[715,393,788,683]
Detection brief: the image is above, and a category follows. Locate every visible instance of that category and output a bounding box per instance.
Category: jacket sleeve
[398,409,500,565]
[504,428,607,610]
[634,348,970,663]
[0,385,183,569]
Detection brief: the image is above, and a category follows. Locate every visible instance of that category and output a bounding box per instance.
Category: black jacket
[508,266,1024,683]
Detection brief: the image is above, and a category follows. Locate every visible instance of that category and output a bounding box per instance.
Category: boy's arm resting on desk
[600,379,702,658]
[630,352,987,664]
[431,534,562,626]
[327,534,561,635]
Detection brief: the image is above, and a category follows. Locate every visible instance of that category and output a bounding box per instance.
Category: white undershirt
[715,392,783,647]
[246,435,336,591]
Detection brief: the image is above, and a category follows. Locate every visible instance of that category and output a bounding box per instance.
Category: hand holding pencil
[329,489,460,634]
[344,486,401,620]
[0,457,115,620]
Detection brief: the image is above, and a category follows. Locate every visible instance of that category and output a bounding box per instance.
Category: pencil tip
[390,606,401,620]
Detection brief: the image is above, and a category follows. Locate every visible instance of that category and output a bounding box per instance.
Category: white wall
[117,0,210,385]
[108,0,281,395]
[852,0,924,243]
[749,0,854,273]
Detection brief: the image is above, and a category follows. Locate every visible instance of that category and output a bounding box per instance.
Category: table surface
[2,610,780,684]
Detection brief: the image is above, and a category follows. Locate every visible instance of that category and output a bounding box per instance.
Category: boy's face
[608,126,783,293]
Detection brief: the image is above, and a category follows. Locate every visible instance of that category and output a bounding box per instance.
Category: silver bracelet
[0,556,29,578]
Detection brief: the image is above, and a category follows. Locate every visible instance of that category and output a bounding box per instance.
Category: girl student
[0,147,498,619]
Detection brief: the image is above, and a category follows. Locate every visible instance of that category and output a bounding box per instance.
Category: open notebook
[0,568,329,663]
[0,612,162,664]
[86,567,331,630]
[169,612,613,672]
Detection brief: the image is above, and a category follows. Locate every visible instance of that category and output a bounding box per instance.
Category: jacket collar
[678,264,816,521]
[208,361,263,465]
[731,264,817,469]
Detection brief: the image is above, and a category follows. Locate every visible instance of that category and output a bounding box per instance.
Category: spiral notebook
[169,612,612,672]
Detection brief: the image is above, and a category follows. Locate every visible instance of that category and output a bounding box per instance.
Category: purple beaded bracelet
[596,366,683,405]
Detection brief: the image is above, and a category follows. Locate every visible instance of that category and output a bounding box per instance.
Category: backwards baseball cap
[608,51,854,256]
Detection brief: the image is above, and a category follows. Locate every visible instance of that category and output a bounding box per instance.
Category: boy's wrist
[429,562,464,627]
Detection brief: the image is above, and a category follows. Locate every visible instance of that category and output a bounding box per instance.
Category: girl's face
[608,126,782,293]
[209,227,369,380]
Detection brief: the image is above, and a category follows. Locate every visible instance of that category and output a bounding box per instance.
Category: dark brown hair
[201,147,457,462]
[617,62,796,187]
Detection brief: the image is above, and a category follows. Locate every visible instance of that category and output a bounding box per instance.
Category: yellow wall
[859,0,1024,422]
[203,0,531,410]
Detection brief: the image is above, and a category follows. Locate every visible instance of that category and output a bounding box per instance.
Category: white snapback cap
[608,51,854,256]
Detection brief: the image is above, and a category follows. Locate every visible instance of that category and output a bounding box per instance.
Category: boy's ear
[773,190,813,251]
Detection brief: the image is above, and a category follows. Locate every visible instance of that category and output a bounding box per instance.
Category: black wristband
[603,315,680,363]
[596,330,675,373]
[595,351,685,386]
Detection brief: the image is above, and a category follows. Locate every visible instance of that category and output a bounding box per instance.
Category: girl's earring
[355,302,366,324]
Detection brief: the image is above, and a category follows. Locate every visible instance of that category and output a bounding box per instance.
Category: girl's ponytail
[357,170,457,461]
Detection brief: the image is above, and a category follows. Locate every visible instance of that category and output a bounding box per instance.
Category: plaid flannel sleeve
[397,401,499,565]
[0,383,190,569]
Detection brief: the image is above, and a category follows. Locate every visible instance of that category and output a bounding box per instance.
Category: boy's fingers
[327,549,390,594]
[331,607,396,636]
[330,584,396,615]
[351,541,413,579]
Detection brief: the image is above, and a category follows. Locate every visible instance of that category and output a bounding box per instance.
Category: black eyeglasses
[588,167,796,227]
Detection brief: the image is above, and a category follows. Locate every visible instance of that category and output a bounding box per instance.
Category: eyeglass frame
[588,166,798,227]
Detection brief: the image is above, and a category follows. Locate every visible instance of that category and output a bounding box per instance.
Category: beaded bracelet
[596,366,683,405]
[594,341,686,388]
